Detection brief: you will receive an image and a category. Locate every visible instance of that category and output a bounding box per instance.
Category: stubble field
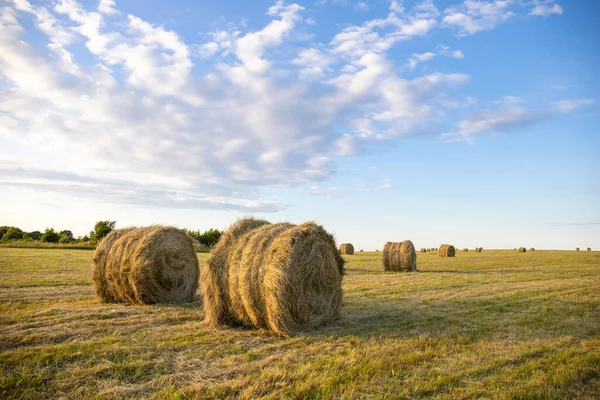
[1,248,599,399]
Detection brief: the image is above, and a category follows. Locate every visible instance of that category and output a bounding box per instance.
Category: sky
[0,0,598,250]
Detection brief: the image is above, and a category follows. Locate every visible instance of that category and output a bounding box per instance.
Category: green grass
[0,248,599,399]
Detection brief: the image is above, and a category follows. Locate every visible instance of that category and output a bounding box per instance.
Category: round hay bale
[587,248,591,251]
[475,247,482,253]
[202,218,344,337]
[93,226,199,304]
[530,248,535,251]
[420,248,427,253]
[438,244,455,257]
[339,243,354,255]
[376,249,379,252]
[576,247,580,251]
[383,241,417,272]
[519,247,527,252]
[360,249,363,252]
[463,248,468,252]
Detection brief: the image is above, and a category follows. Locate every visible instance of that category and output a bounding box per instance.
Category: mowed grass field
[1,248,599,399]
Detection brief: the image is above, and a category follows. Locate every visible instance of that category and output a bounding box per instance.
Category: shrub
[2,227,24,242]
[41,228,60,243]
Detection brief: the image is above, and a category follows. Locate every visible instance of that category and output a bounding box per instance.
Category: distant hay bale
[93,226,199,304]
[519,247,527,252]
[475,247,482,253]
[376,249,379,252]
[463,248,468,252]
[201,218,344,337]
[530,248,535,251]
[576,247,580,251]
[588,248,592,251]
[420,248,427,253]
[339,243,354,255]
[360,249,363,252]
[438,244,455,257]
[383,241,417,272]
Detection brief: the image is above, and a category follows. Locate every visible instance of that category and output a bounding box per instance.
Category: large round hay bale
[383,241,416,272]
[530,248,535,251]
[463,248,468,252]
[420,248,427,253]
[438,244,455,257]
[519,247,527,252]
[339,243,354,255]
[202,218,344,337]
[93,226,199,304]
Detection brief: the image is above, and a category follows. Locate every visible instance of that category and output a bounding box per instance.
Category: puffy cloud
[98,0,118,15]
[529,1,563,17]
[443,0,563,36]
[0,0,564,211]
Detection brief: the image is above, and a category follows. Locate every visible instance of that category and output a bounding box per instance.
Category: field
[1,248,599,399]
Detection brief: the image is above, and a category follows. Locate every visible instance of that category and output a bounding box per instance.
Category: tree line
[0,221,222,248]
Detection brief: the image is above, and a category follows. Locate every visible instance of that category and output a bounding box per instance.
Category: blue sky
[0,0,598,249]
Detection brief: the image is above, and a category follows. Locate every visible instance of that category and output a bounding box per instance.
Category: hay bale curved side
[95,226,199,304]
[400,241,417,272]
[383,242,392,271]
[203,219,344,336]
[202,218,271,327]
[93,228,134,303]
[519,247,527,252]
[383,241,416,272]
[339,243,354,255]
[438,244,456,257]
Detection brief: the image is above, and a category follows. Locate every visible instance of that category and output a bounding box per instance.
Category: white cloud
[355,2,369,11]
[443,0,563,36]
[0,0,564,211]
[452,49,464,58]
[378,178,392,189]
[98,0,118,15]
[440,97,546,143]
[529,1,563,17]
[554,99,595,114]
[407,51,436,69]
[442,0,515,36]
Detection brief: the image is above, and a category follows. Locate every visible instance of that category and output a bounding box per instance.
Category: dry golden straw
[339,243,354,255]
[93,226,199,304]
[201,218,344,337]
[383,241,417,272]
[438,244,455,257]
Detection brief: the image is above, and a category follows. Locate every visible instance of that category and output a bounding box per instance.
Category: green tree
[41,228,60,243]
[59,235,72,243]
[1,227,24,242]
[76,235,90,243]
[27,231,42,241]
[0,226,9,239]
[90,221,116,241]
[186,228,222,247]
[59,230,74,241]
